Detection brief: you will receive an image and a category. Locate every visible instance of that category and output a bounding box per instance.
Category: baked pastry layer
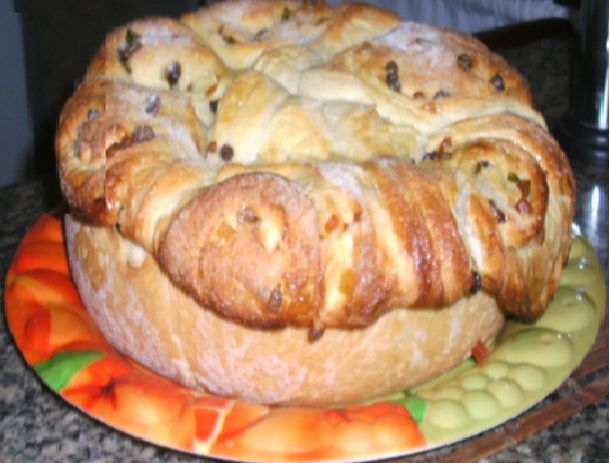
[55,0,575,331]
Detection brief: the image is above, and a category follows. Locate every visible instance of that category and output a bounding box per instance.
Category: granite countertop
[1,33,608,462]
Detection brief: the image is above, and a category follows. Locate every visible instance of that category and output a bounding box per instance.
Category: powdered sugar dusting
[318,162,365,201]
[140,34,194,48]
[376,22,443,52]
[375,22,451,71]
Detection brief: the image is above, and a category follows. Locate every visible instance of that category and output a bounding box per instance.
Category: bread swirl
[56,1,574,334]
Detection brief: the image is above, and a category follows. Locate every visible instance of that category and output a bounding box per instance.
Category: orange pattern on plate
[4,214,425,462]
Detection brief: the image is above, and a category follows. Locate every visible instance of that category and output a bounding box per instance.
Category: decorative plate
[4,213,606,462]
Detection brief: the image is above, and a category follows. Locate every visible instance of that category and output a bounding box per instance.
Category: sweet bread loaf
[56,0,575,404]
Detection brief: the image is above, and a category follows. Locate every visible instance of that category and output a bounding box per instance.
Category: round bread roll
[55,0,575,405]
[65,214,504,406]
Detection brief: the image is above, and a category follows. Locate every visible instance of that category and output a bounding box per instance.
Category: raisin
[385,60,399,75]
[488,199,506,223]
[222,34,236,45]
[457,53,473,71]
[165,61,182,88]
[490,73,505,92]
[386,74,400,92]
[433,89,451,99]
[384,60,400,93]
[125,28,140,45]
[220,143,234,161]
[117,28,142,74]
[209,100,218,114]
[423,151,451,161]
[470,271,482,294]
[131,125,155,143]
[145,94,160,115]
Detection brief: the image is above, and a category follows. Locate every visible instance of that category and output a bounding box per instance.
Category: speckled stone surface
[1,33,607,463]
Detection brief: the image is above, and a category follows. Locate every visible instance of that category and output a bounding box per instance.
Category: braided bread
[57,0,575,404]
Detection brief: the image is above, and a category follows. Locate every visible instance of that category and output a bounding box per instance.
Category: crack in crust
[55,0,575,330]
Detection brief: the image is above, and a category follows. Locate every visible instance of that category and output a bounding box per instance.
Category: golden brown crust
[329,22,533,106]
[55,0,575,331]
[158,172,323,328]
